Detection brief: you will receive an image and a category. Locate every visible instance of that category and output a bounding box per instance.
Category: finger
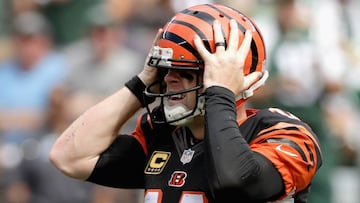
[227,19,239,51]
[213,20,226,52]
[146,28,163,67]
[148,28,163,56]
[194,35,212,59]
[237,30,252,57]
[243,71,262,89]
[153,28,163,46]
[147,28,163,58]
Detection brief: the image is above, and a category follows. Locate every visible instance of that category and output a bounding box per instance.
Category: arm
[204,86,283,200]
[194,20,283,200]
[49,67,158,181]
[49,80,141,180]
[50,27,163,180]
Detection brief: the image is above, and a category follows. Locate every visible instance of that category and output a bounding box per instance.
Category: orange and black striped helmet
[145,3,267,125]
[149,3,266,74]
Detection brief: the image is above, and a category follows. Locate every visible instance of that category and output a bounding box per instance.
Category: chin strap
[237,70,269,100]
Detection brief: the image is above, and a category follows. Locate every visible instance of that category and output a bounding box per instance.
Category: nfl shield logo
[180,149,195,164]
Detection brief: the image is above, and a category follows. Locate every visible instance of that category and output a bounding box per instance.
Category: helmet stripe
[173,5,260,73]
[180,9,228,49]
[205,4,259,73]
[161,31,202,60]
[250,42,258,72]
[180,8,215,25]
[200,4,258,73]
[172,19,211,52]
[205,4,246,33]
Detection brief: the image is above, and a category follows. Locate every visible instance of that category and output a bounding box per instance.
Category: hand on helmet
[194,19,262,98]
[138,28,163,86]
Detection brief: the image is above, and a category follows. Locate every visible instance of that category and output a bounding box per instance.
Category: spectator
[0,10,68,203]
[55,3,145,202]
[311,0,360,202]
[2,92,95,203]
[60,3,144,133]
[0,10,67,165]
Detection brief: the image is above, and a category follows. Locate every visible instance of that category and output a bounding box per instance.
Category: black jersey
[87,106,322,203]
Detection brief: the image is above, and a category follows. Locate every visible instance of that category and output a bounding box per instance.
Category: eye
[179,71,195,81]
[158,68,168,79]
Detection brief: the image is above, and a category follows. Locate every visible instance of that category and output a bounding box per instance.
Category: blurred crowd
[0,0,359,203]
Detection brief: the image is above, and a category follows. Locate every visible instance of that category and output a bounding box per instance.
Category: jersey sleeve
[86,114,149,188]
[204,86,285,201]
[249,108,322,199]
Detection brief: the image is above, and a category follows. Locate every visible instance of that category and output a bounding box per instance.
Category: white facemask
[163,95,205,126]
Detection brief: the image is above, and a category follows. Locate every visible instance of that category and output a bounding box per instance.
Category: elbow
[49,146,74,177]
[49,145,89,180]
[214,156,261,189]
[212,152,284,200]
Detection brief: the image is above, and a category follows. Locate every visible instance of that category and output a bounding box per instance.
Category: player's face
[163,69,199,110]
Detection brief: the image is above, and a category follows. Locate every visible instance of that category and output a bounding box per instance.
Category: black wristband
[125,76,154,107]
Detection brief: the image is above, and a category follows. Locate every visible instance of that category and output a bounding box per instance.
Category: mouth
[169,94,185,100]
[166,93,185,105]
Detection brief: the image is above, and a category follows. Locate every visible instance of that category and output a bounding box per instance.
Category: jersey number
[144,190,208,203]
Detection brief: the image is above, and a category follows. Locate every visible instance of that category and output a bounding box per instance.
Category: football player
[50,3,322,203]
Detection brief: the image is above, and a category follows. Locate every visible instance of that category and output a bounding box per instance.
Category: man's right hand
[138,28,163,86]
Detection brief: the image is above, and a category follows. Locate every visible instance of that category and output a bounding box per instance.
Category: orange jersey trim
[130,115,150,155]
[249,122,320,199]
